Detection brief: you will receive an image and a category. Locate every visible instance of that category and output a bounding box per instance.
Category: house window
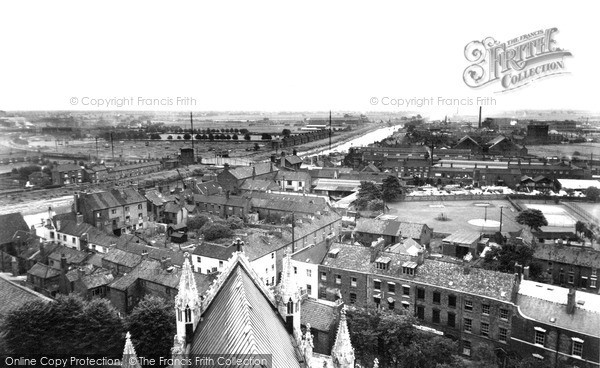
[464,300,473,311]
[500,308,509,320]
[448,294,456,308]
[374,280,381,291]
[351,277,357,287]
[568,271,574,284]
[306,269,311,277]
[138,204,142,210]
[416,306,424,320]
[319,289,327,299]
[271,253,275,259]
[432,309,440,324]
[307,284,312,295]
[287,180,293,186]
[591,278,597,288]
[219,261,223,268]
[463,340,471,356]
[447,312,455,327]
[125,206,129,212]
[320,272,327,281]
[464,318,472,332]
[335,275,341,284]
[96,213,100,218]
[499,327,508,343]
[417,288,425,300]
[197,256,201,263]
[111,209,117,215]
[402,301,410,309]
[572,339,583,358]
[138,213,143,219]
[388,283,395,294]
[72,237,76,244]
[294,267,298,274]
[403,286,410,296]
[481,322,489,337]
[534,329,546,346]
[482,304,490,315]
[374,296,381,307]
[350,293,357,304]
[433,291,441,304]
[388,299,395,310]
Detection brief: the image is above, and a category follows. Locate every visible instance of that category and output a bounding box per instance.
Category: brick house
[216,162,278,195]
[532,243,599,292]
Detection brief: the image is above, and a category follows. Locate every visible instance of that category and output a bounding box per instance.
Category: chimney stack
[523,265,530,280]
[567,288,576,314]
[478,106,482,129]
[76,213,83,225]
[60,254,67,272]
[370,237,385,262]
[56,220,62,232]
[225,190,230,200]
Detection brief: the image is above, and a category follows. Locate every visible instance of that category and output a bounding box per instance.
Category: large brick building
[317,242,520,359]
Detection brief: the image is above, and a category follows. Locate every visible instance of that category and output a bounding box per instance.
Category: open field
[522,203,576,227]
[527,143,600,159]
[386,199,522,235]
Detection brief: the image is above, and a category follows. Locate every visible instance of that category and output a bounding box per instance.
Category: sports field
[522,203,577,227]
[386,199,521,235]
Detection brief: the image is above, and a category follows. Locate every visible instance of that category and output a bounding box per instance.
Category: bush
[202,223,233,241]
[227,216,244,229]
[187,215,210,230]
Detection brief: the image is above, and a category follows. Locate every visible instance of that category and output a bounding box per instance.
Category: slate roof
[292,243,330,264]
[533,243,600,268]
[144,189,177,206]
[193,194,250,208]
[196,181,223,196]
[275,170,311,182]
[48,246,89,265]
[56,220,96,238]
[0,277,52,319]
[398,222,428,240]
[81,188,145,210]
[284,155,303,166]
[0,212,29,245]
[517,280,600,337]
[442,231,481,245]
[115,239,186,266]
[250,196,331,214]
[301,299,338,331]
[54,164,81,172]
[110,259,215,292]
[322,243,516,301]
[193,242,238,261]
[190,263,302,368]
[227,162,278,180]
[28,262,61,279]
[164,202,182,213]
[240,179,279,192]
[354,218,401,237]
[102,248,143,269]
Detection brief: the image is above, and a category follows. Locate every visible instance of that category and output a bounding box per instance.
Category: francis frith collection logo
[463,28,572,92]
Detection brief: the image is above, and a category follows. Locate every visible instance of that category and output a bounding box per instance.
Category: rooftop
[301,298,338,331]
[0,276,53,319]
[442,231,481,245]
[0,212,29,245]
[517,280,600,337]
[533,243,600,269]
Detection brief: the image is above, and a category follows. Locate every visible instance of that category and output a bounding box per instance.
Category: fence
[563,202,600,225]
[403,194,506,202]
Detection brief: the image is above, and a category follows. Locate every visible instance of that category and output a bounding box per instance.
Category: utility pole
[190,112,195,164]
[499,206,503,233]
[95,137,99,162]
[329,110,332,151]
[110,132,115,163]
[291,212,295,253]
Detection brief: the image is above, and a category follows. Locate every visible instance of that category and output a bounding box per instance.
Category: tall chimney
[478,106,482,129]
[60,254,67,272]
[567,288,576,314]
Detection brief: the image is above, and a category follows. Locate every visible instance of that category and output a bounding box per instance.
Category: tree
[585,186,600,202]
[232,134,238,140]
[183,133,191,140]
[150,133,161,140]
[187,215,210,231]
[346,307,460,368]
[201,223,233,241]
[516,209,548,231]
[195,134,202,140]
[483,242,534,274]
[575,221,587,239]
[126,295,175,368]
[167,135,173,140]
[3,294,124,356]
[261,133,272,140]
[244,133,252,141]
[355,181,383,210]
[208,133,214,141]
[281,129,291,137]
[382,175,403,202]
[227,216,244,229]
[177,135,182,140]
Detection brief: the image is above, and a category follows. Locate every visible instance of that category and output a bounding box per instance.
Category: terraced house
[318,242,521,359]
[74,188,148,235]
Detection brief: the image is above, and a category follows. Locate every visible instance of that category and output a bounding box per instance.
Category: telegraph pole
[190,112,195,163]
[329,110,332,151]
[95,137,99,162]
[291,212,295,253]
[499,206,504,233]
[110,132,115,163]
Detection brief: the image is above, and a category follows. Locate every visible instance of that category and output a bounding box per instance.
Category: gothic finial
[331,306,355,367]
[175,258,200,310]
[122,332,141,368]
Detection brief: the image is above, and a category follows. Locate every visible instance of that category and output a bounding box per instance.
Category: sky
[1,1,597,118]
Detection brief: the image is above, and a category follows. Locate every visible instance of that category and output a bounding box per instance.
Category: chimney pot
[567,288,576,314]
